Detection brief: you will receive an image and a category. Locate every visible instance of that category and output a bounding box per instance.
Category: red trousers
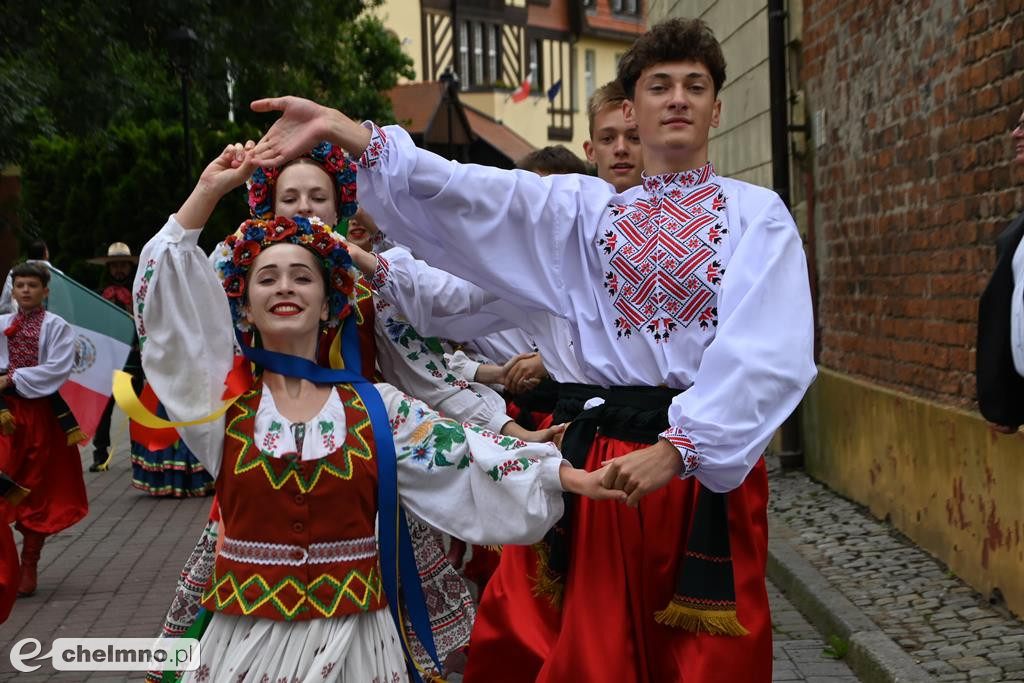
[465,434,772,683]
[0,396,88,535]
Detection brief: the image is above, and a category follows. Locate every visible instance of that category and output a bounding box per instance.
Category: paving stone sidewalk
[1,409,859,681]
[768,460,1024,682]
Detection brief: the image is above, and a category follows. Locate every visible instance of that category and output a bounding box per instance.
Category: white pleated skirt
[181,608,407,682]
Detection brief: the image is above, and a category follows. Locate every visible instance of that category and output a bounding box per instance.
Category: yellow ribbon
[112,370,238,429]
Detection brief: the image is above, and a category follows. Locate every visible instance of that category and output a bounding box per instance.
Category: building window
[458,22,470,89]
[488,25,499,84]
[529,39,542,91]
[612,0,641,15]
[584,49,596,102]
[472,23,484,86]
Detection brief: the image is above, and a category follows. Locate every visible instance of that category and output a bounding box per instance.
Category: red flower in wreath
[223,275,246,299]
[309,231,336,256]
[266,216,297,242]
[233,240,261,267]
[340,181,357,204]
[331,269,354,295]
[248,183,268,208]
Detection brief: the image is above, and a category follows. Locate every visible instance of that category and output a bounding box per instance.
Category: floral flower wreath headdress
[211,142,362,332]
[212,215,360,332]
[246,141,358,224]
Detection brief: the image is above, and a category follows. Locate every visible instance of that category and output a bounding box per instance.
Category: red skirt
[0,523,15,622]
[0,395,88,535]
[464,434,772,683]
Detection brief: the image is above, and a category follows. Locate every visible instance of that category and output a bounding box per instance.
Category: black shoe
[89,449,112,472]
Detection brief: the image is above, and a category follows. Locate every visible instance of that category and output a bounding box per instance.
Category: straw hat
[87,242,138,265]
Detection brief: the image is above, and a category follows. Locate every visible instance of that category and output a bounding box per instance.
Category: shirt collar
[642,161,717,195]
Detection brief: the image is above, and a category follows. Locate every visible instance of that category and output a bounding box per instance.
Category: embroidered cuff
[358,122,388,170]
[369,255,391,290]
[659,427,701,478]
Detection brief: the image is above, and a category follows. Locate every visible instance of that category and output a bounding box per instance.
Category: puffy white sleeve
[371,247,522,341]
[0,275,13,315]
[373,300,512,434]
[659,195,817,493]
[134,215,236,477]
[357,123,614,319]
[10,314,74,398]
[381,382,565,545]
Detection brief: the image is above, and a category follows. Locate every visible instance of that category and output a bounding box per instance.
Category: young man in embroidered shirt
[0,262,88,598]
[249,17,816,682]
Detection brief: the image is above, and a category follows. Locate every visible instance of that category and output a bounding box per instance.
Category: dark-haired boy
[251,17,816,681]
[0,262,88,597]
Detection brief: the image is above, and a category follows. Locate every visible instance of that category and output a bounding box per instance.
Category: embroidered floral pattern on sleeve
[394,395,471,470]
[369,255,391,290]
[597,162,728,343]
[659,426,701,477]
[358,123,388,170]
[380,306,479,394]
[135,258,156,348]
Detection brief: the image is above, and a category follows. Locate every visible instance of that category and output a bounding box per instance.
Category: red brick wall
[801,0,1024,407]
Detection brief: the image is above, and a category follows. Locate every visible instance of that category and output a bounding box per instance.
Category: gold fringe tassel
[2,482,30,506]
[0,409,14,435]
[484,544,503,554]
[529,542,564,608]
[654,602,750,636]
[66,427,88,446]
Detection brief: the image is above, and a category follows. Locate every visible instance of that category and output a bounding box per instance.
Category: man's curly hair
[617,18,727,99]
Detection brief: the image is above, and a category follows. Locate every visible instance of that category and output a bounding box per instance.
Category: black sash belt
[509,377,561,431]
[534,382,748,636]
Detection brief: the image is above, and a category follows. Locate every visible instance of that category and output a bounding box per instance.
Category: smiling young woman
[127,139,621,682]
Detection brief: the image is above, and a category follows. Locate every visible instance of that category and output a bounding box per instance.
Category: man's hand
[474,352,533,385]
[251,96,371,167]
[559,464,627,503]
[601,439,683,507]
[505,352,549,395]
[0,375,10,392]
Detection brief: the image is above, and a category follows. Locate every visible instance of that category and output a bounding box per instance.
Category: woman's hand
[559,464,627,503]
[345,240,378,279]
[250,96,371,166]
[501,421,566,444]
[176,142,257,230]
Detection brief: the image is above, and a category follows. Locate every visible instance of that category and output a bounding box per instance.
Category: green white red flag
[46,270,135,438]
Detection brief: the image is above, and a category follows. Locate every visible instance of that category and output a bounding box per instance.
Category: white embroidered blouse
[0,311,75,397]
[134,216,565,545]
[356,123,817,493]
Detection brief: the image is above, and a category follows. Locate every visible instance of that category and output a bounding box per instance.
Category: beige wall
[648,0,772,186]
[371,0,424,83]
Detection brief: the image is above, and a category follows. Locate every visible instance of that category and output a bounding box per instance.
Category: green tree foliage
[21,119,265,288]
[7,0,413,283]
[1,0,413,164]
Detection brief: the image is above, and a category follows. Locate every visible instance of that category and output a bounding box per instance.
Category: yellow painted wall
[371,0,424,82]
[803,368,1024,617]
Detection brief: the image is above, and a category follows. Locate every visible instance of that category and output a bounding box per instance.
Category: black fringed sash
[532,383,747,636]
[0,470,29,505]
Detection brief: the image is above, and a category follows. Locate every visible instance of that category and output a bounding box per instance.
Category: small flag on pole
[510,79,531,103]
[546,79,562,103]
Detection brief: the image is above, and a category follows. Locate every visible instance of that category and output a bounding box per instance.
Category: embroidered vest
[202,381,386,621]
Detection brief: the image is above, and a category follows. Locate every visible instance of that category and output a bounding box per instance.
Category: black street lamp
[439,67,460,161]
[167,27,199,184]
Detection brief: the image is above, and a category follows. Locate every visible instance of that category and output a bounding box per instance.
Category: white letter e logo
[10,638,43,672]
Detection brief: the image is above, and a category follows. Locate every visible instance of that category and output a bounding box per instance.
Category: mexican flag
[46,270,135,438]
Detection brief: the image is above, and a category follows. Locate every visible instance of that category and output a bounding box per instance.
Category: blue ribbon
[237,319,442,680]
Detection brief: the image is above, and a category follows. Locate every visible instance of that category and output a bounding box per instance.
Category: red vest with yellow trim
[202,380,386,621]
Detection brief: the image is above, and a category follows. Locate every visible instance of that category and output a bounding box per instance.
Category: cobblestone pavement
[1,410,859,681]
[769,462,1024,682]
